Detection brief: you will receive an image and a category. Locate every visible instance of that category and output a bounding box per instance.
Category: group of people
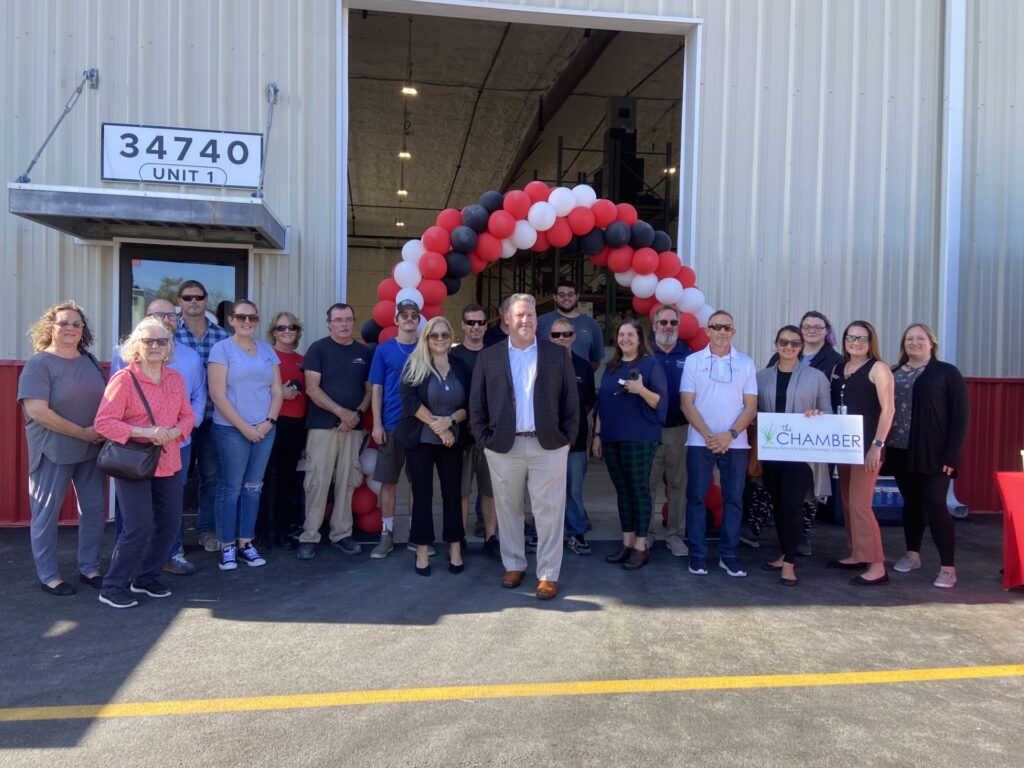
[17,278,970,607]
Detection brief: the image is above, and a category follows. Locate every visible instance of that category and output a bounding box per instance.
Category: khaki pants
[839,463,885,563]
[648,425,687,539]
[300,428,363,543]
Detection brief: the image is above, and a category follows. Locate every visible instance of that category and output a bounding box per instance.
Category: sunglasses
[776,339,803,348]
[397,312,419,321]
[53,320,84,329]
[428,332,452,341]
[463,319,486,327]
[708,323,734,332]
[180,294,207,302]
[844,334,870,344]
[550,331,575,339]
[141,337,169,348]
[148,312,177,321]
[232,313,259,323]
[801,324,826,332]
[656,319,679,327]
[275,324,300,332]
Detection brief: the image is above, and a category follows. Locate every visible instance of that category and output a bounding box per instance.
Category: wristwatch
[871,439,884,448]
[354,408,364,419]
[729,429,739,439]
[265,417,277,425]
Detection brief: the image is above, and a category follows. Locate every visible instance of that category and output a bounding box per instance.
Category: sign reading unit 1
[102,123,262,189]
[756,413,865,465]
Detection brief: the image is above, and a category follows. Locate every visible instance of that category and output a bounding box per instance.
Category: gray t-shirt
[208,339,279,427]
[17,352,106,472]
[537,311,605,364]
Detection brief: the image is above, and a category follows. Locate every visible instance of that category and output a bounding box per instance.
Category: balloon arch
[348,180,718,535]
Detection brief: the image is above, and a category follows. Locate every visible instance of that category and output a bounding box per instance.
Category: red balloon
[705,484,723,527]
[567,206,596,236]
[422,226,451,255]
[655,251,682,279]
[503,190,531,220]
[547,218,573,248]
[632,247,659,275]
[676,265,697,289]
[378,325,398,343]
[524,180,550,203]
[487,210,516,239]
[615,203,639,225]
[421,303,444,319]
[354,507,383,535]
[607,245,634,273]
[362,410,374,432]
[372,300,396,328]
[469,253,488,273]
[418,279,447,306]
[590,245,611,268]
[530,230,550,253]
[352,483,377,516]
[661,502,669,525]
[436,208,462,232]
[689,328,710,351]
[678,313,699,340]
[475,232,502,262]
[591,199,617,228]
[632,295,658,316]
[418,251,447,280]
[376,278,400,302]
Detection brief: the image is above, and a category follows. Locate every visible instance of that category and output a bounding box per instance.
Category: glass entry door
[118,244,247,337]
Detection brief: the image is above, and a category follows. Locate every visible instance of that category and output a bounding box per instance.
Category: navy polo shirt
[653,339,691,427]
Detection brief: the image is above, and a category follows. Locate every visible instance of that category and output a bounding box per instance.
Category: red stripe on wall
[956,378,1024,513]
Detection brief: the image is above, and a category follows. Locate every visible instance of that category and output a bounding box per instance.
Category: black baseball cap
[395,299,421,316]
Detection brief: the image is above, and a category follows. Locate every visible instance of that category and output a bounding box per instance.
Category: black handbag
[96,372,162,481]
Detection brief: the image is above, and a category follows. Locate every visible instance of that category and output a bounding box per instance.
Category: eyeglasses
[801,324,826,332]
[463,319,486,327]
[656,319,679,327]
[329,317,353,325]
[148,312,177,321]
[397,312,419,321]
[428,332,452,341]
[180,294,207,302]
[555,291,577,298]
[776,339,803,348]
[140,337,169,348]
[274,324,300,332]
[550,331,575,339]
[53,320,84,329]
[232,314,259,323]
[844,334,870,344]
[708,324,734,332]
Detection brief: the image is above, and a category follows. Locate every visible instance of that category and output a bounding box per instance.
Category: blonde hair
[28,300,94,353]
[119,316,174,364]
[896,323,940,368]
[402,317,453,387]
[267,311,303,346]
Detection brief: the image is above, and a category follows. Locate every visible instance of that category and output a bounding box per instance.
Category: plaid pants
[604,440,658,535]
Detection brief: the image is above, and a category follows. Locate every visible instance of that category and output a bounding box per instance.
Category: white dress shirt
[508,337,538,432]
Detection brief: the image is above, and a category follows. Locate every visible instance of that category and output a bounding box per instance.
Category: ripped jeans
[213,423,276,544]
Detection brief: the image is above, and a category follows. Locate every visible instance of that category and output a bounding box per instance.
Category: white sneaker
[893,553,922,573]
[665,535,689,557]
[199,531,219,553]
[933,569,957,589]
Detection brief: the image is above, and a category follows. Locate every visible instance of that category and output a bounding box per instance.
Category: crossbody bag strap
[85,351,107,382]
[127,371,157,426]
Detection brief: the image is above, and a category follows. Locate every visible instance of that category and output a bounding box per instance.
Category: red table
[995,472,1024,590]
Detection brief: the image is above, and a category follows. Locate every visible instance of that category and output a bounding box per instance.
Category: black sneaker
[238,542,267,567]
[130,580,172,598]
[99,590,139,609]
[331,537,363,556]
[565,534,592,556]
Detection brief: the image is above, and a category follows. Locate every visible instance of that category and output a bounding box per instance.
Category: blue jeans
[214,424,275,544]
[685,447,748,561]
[192,420,219,535]
[564,451,588,537]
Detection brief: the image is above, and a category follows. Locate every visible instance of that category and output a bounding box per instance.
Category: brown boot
[622,547,649,570]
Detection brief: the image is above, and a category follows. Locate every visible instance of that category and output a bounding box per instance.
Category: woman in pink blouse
[94,317,194,609]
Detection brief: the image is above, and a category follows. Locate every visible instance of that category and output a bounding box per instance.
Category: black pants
[762,461,812,564]
[102,474,182,595]
[407,442,463,545]
[888,447,955,566]
[257,416,307,541]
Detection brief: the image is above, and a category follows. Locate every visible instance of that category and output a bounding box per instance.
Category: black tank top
[831,358,880,456]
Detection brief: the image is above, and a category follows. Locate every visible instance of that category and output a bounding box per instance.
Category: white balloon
[678,287,706,314]
[527,201,557,232]
[511,219,538,250]
[401,239,425,263]
[697,304,716,327]
[630,273,659,298]
[655,277,684,305]
[359,447,378,476]
[614,268,637,288]
[572,184,597,208]
[395,287,424,308]
[500,238,517,258]
[547,187,576,217]
[365,477,382,494]
[393,261,422,289]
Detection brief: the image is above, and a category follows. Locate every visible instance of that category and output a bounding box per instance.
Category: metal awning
[7,183,287,249]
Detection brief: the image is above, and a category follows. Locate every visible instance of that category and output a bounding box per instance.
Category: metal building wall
[2,0,338,360]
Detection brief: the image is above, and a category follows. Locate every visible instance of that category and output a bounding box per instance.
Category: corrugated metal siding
[958,0,1024,377]
[957,378,1024,512]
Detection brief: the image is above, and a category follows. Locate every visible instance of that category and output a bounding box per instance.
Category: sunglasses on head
[463,319,486,327]
[275,324,299,332]
[232,313,259,323]
[708,323,734,332]
[550,331,575,339]
[180,294,207,302]
[776,338,802,348]
[141,337,169,348]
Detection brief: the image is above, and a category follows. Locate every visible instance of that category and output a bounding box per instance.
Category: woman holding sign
[829,321,895,586]
[755,326,832,586]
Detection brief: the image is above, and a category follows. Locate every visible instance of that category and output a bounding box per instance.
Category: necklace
[844,359,869,378]
[397,340,416,354]
[904,360,929,371]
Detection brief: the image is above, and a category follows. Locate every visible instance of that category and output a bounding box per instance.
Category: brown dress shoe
[502,570,525,589]
[622,547,649,570]
[605,544,632,564]
[536,580,558,600]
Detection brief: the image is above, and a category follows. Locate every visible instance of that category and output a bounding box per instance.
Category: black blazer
[395,355,473,452]
[887,359,970,475]
[469,338,579,453]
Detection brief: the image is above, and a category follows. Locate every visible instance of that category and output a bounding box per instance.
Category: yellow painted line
[2,664,1022,722]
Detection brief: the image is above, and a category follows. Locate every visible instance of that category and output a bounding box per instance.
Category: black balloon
[360,319,381,344]
[605,221,631,248]
[450,225,478,254]
[461,204,490,233]
[445,250,472,279]
[442,275,462,295]
[581,228,606,256]
[563,236,580,255]
[652,230,672,253]
[478,190,504,214]
[629,221,655,249]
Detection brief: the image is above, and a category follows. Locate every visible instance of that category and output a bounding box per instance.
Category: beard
[656,332,677,346]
